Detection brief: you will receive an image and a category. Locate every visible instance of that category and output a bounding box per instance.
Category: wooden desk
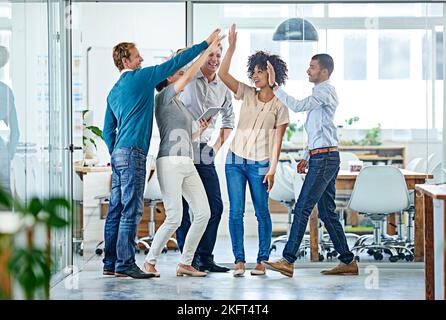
[74,163,112,181]
[281,145,406,167]
[415,184,446,300]
[308,169,432,262]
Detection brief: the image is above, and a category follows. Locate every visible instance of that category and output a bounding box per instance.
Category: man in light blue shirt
[262,54,358,277]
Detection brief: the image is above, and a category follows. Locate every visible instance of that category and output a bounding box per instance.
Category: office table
[308,169,433,262]
[415,184,446,300]
[74,162,112,181]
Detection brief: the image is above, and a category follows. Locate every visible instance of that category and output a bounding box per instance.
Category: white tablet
[197,107,222,121]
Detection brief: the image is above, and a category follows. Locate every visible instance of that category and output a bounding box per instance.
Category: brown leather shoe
[103,270,115,276]
[261,258,294,278]
[321,260,359,275]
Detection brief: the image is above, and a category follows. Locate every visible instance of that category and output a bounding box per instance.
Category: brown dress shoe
[103,270,115,276]
[261,258,294,278]
[321,260,359,275]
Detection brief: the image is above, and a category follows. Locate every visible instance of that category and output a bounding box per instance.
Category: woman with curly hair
[218,24,289,277]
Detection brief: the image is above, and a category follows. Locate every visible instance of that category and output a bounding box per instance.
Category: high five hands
[206,28,221,46]
[266,61,276,88]
[206,28,226,50]
[228,23,237,49]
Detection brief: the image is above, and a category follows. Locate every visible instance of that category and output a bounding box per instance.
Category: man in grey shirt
[177,44,235,272]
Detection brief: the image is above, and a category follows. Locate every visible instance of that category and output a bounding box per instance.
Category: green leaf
[89,138,97,150]
[0,186,12,210]
[47,214,70,228]
[86,126,103,138]
[42,198,71,228]
[27,198,43,217]
[81,110,89,118]
[8,247,51,300]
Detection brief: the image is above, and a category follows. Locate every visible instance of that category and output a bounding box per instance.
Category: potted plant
[0,186,70,300]
[360,123,382,146]
[82,109,104,165]
[338,116,359,146]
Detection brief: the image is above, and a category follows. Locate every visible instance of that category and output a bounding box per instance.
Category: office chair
[336,152,361,238]
[347,166,414,262]
[406,157,425,172]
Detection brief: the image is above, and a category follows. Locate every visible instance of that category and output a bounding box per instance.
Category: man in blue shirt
[102,29,221,279]
[262,54,358,277]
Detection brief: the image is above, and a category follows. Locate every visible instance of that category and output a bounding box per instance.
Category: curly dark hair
[247,51,288,86]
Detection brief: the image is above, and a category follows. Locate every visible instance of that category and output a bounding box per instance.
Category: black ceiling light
[272,18,319,42]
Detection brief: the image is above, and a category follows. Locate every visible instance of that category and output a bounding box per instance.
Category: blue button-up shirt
[275,80,338,161]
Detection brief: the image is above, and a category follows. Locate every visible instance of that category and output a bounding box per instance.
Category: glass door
[47,0,73,281]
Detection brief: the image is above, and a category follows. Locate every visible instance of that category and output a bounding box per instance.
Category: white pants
[145,156,211,265]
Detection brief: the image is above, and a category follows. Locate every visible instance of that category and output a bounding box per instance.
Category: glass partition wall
[0,0,72,292]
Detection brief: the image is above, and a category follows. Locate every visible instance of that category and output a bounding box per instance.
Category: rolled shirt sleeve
[220,88,235,129]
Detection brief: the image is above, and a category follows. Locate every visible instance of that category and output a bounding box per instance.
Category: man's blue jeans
[225,150,272,264]
[103,147,146,273]
[283,151,354,264]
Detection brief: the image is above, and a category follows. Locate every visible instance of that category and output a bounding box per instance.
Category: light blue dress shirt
[275,80,339,161]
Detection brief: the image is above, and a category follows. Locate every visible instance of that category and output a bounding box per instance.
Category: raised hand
[266,60,276,87]
[209,34,226,51]
[228,23,237,49]
[206,28,221,46]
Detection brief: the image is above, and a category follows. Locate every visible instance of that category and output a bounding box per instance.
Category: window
[344,33,367,80]
[250,31,280,54]
[288,43,316,81]
[379,34,410,79]
[423,31,443,80]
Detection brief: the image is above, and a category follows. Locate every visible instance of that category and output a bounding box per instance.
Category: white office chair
[136,159,178,254]
[406,157,426,173]
[336,152,359,229]
[348,166,413,262]
[427,153,439,172]
[426,162,443,184]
